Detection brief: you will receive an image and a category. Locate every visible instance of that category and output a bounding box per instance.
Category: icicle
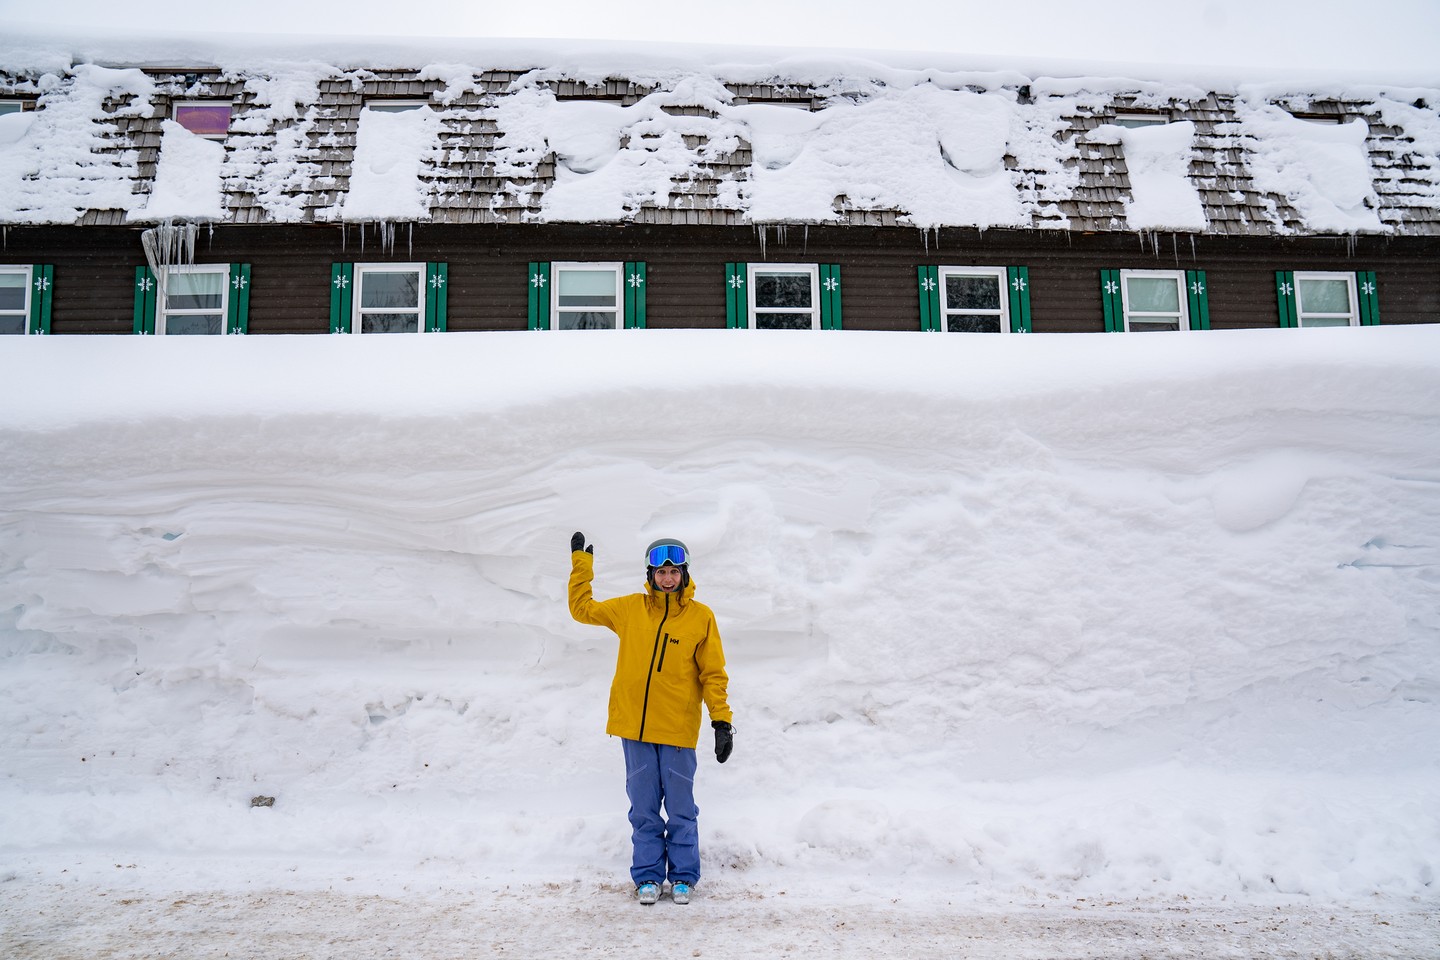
[1172,233,1179,265]
[408,223,413,260]
[756,224,767,260]
[360,222,366,256]
[1189,235,1197,261]
[139,221,200,315]
[803,225,809,254]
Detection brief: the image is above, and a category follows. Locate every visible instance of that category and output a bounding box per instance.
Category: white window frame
[937,266,1012,334]
[158,264,231,336]
[1294,271,1359,327]
[550,261,622,330]
[747,262,820,330]
[172,100,233,139]
[351,262,425,335]
[1113,113,1170,128]
[363,100,430,113]
[0,100,26,116]
[0,264,34,335]
[1119,269,1191,333]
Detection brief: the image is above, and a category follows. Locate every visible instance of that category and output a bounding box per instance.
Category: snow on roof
[2,28,1439,234]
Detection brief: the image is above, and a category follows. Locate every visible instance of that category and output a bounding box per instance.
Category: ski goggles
[647,544,689,567]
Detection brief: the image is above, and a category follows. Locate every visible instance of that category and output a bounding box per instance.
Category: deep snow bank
[1,326,1438,899]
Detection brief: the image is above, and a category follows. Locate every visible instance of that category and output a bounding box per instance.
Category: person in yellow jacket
[569,532,733,905]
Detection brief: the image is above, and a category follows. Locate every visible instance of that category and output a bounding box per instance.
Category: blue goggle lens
[647,545,688,567]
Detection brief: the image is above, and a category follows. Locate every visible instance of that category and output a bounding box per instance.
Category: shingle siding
[7,64,1436,235]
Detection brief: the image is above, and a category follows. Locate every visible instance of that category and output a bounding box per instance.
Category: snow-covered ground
[2,326,1438,956]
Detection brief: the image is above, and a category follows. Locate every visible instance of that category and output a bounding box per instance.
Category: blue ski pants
[621,738,700,886]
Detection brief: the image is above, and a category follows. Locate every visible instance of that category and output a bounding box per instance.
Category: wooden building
[2,48,1437,337]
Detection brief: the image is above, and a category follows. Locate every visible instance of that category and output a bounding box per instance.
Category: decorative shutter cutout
[725,263,747,329]
[1185,269,1210,331]
[227,263,251,335]
[1356,270,1379,326]
[624,261,647,329]
[527,262,551,330]
[917,266,940,332]
[1275,271,1298,328]
[1100,270,1123,332]
[1007,266,1032,333]
[425,262,448,332]
[330,263,354,333]
[29,264,54,335]
[133,266,157,335]
[820,263,842,330]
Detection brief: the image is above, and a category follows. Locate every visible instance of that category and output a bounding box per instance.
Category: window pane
[166,271,224,310]
[174,104,232,136]
[361,313,419,334]
[558,311,616,330]
[945,275,1001,311]
[1298,278,1351,314]
[1300,316,1351,328]
[166,314,223,335]
[0,102,24,116]
[0,317,24,335]
[1129,319,1179,333]
[756,313,813,330]
[557,269,617,307]
[947,315,1002,333]
[754,273,812,309]
[360,272,421,309]
[0,273,24,311]
[1125,276,1180,312]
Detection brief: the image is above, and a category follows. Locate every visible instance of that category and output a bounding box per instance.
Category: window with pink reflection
[173,102,231,138]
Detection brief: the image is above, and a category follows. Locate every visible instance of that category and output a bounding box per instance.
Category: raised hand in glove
[571,531,593,554]
[712,720,733,764]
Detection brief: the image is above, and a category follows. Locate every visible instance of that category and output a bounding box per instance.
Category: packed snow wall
[2,327,1437,897]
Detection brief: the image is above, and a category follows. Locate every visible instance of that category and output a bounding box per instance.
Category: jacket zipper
[636,593,670,742]
[656,633,671,674]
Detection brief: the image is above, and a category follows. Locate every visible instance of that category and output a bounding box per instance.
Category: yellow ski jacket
[569,550,732,749]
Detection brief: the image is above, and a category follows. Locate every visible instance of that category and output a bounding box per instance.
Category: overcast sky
[6,0,1439,76]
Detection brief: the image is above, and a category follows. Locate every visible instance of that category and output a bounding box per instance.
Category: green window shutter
[133,266,157,335]
[725,262,747,329]
[29,264,54,335]
[227,263,251,335]
[1275,271,1297,328]
[330,262,354,333]
[1356,270,1379,325]
[528,261,551,330]
[425,262,449,332]
[820,263,842,330]
[1100,270,1123,332]
[916,266,940,331]
[624,261,647,329]
[1185,269,1210,331]
[1007,266,1032,333]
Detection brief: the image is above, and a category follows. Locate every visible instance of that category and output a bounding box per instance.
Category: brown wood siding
[2,225,1436,336]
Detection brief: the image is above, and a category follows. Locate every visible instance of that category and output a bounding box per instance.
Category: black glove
[712,721,733,764]
[571,531,593,554]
